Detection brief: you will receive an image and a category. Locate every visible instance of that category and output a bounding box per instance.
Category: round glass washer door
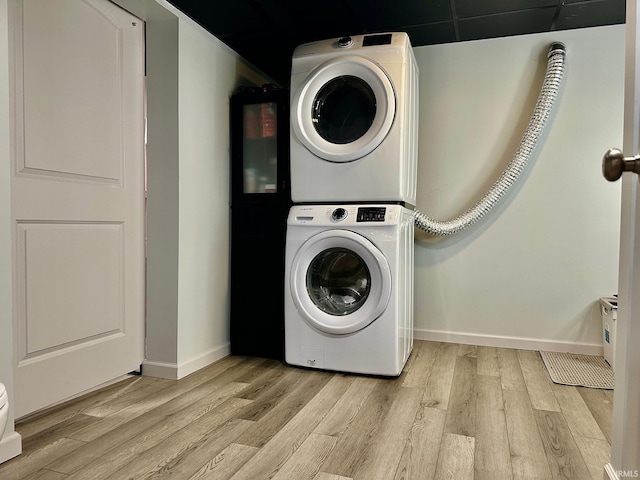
[291,56,396,163]
[289,230,391,335]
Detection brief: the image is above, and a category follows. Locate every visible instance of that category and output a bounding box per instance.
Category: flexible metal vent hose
[414,42,566,236]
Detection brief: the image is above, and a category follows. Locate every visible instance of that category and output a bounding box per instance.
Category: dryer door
[290,230,392,335]
[291,56,396,163]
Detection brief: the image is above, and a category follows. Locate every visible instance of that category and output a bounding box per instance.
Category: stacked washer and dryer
[284,32,419,376]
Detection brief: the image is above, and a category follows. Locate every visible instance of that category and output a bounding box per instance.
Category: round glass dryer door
[291,56,396,163]
[289,230,392,335]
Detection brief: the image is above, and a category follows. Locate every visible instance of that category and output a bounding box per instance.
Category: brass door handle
[603,148,640,181]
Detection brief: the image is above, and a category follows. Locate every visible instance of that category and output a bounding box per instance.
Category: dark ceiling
[168,0,625,85]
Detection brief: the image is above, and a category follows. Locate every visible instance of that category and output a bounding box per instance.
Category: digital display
[357,207,386,222]
[363,34,392,47]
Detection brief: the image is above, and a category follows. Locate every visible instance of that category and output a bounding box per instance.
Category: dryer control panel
[291,32,410,59]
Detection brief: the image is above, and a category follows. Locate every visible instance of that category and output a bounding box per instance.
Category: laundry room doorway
[9,0,146,418]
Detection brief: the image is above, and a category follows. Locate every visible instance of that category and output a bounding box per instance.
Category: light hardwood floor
[0,341,613,480]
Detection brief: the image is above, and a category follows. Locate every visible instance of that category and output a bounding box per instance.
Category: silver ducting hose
[414,42,566,236]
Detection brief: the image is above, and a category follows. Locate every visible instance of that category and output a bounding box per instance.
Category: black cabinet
[229,85,290,360]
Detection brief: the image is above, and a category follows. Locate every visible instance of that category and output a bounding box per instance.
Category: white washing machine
[290,32,419,205]
[284,204,414,376]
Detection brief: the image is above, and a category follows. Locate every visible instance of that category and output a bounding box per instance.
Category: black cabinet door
[229,85,290,360]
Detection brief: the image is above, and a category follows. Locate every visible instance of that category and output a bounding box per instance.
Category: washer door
[290,230,392,335]
[291,56,396,163]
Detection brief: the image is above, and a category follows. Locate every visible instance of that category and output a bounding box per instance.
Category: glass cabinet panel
[243,102,278,194]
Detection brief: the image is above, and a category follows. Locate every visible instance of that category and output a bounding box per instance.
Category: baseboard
[142,342,231,380]
[176,343,231,379]
[0,431,22,464]
[141,359,179,380]
[414,328,604,356]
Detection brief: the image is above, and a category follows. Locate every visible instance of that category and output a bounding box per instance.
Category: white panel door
[606,0,640,478]
[11,0,145,417]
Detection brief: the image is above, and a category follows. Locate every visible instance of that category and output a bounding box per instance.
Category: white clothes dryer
[290,32,419,205]
[284,204,414,376]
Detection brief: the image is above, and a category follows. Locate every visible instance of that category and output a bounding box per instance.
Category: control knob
[338,36,353,48]
[332,208,347,221]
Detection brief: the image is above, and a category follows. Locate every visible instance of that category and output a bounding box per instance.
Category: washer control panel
[289,205,402,226]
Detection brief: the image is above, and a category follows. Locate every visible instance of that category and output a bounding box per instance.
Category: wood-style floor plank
[577,387,613,444]
[122,416,254,480]
[314,473,353,480]
[497,348,527,391]
[0,438,85,480]
[534,409,593,480]
[552,384,607,440]
[22,469,69,480]
[320,378,401,478]
[392,405,446,480]
[434,433,475,480]
[187,443,258,480]
[270,433,337,480]
[503,388,554,480]
[21,414,98,453]
[83,397,252,480]
[68,358,260,444]
[234,367,309,421]
[573,437,611,480]
[351,386,422,480]
[474,375,513,480]
[443,355,476,437]
[401,341,439,388]
[16,375,161,440]
[421,342,458,409]
[477,346,500,377]
[233,362,290,400]
[47,380,249,475]
[230,375,352,480]
[234,369,332,448]
[518,350,561,412]
[457,344,477,358]
[0,342,613,480]
[314,376,377,437]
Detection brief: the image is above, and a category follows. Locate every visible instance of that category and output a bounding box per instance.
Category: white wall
[413,25,624,353]
[175,17,262,373]
[144,12,180,377]
[141,1,269,379]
